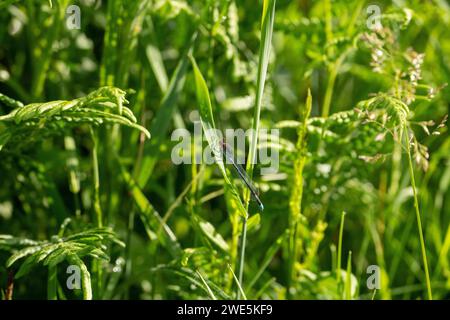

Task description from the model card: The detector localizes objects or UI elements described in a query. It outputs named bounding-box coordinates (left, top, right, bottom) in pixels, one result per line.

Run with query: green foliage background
left=0, top=0, right=448, bottom=300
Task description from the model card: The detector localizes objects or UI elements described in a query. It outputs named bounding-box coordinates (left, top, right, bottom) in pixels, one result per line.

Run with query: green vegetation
left=0, top=0, right=448, bottom=300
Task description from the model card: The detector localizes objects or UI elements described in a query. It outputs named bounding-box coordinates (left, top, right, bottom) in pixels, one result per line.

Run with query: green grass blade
left=196, top=270, right=217, bottom=300
left=239, top=0, right=276, bottom=300
left=47, top=265, right=57, bottom=300
left=245, top=0, right=276, bottom=184
left=337, top=211, right=346, bottom=284
left=247, top=230, right=289, bottom=291
left=190, top=55, right=247, bottom=219
left=228, top=264, right=247, bottom=300
left=121, top=162, right=182, bottom=257
left=136, top=34, right=196, bottom=187
left=404, top=126, right=433, bottom=300
left=344, top=251, right=352, bottom=300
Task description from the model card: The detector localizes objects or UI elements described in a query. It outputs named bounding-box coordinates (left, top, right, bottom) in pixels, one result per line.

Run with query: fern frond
left=0, top=87, right=150, bottom=151
left=0, top=226, right=124, bottom=280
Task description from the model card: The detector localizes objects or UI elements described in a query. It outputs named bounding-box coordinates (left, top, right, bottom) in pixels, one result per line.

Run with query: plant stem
left=30, top=0, right=69, bottom=99
left=404, top=126, right=433, bottom=300
left=90, top=128, right=103, bottom=228
left=47, top=265, right=57, bottom=300
left=322, top=51, right=352, bottom=118
left=322, top=1, right=363, bottom=118
left=238, top=0, right=276, bottom=299
left=322, top=65, right=337, bottom=118
left=90, top=127, right=103, bottom=299
left=337, top=211, right=346, bottom=284
left=344, top=251, right=352, bottom=300
left=324, top=0, right=333, bottom=56
left=287, top=89, right=311, bottom=298
left=371, top=289, right=377, bottom=300
left=237, top=217, right=248, bottom=300
left=245, top=0, right=276, bottom=182
left=229, top=204, right=240, bottom=291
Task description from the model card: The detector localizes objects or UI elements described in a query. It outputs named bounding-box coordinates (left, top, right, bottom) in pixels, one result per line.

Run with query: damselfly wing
left=220, top=140, right=264, bottom=211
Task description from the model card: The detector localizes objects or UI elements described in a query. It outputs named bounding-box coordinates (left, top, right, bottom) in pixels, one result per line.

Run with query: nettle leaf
left=0, top=86, right=150, bottom=151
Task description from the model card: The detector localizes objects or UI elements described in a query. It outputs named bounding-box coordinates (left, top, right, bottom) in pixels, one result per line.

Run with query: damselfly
left=219, top=140, right=264, bottom=211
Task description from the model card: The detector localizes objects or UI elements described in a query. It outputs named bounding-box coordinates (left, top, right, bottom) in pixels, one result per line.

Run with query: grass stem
left=337, top=211, right=346, bottom=284
left=404, top=126, right=433, bottom=300
left=237, top=217, right=248, bottom=300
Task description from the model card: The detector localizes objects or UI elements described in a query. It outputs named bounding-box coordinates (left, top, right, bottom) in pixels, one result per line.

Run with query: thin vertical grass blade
left=146, top=44, right=169, bottom=92
left=245, top=0, right=277, bottom=185
left=337, top=211, right=346, bottom=284
left=121, top=164, right=182, bottom=258
left=344, top=251, right=352, bottom=300
left=238, top=0, right=276, bottom=300
left=0, top=131, right=11, bottom=152
left=190, top=56, right=248, bottom=219
left=196, top=270, right=217, bottom=300
left=247, top=230, right=289, bottom=290
left=136, top=34, right=196, bottom=187
left=404, top=126, right=433, bottom=300
left=228, top=264, right=247, bottom=300
left=47, top=265, right=57, bottom=300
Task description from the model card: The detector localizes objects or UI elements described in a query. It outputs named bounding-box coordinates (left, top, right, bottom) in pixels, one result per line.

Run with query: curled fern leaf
left=0, top=87, right=150, bottom=151
left=0, top=93, right=24, bottom=109
left=0, top=227, right=123, bottom=280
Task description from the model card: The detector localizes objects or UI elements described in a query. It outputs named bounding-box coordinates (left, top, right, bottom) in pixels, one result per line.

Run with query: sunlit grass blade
left=245, top=0, right=276, bottom=184
left=404, top=126, right=433, bottom=300
left=196, top=270, right=217, bottom=300
left=120, top=162, right=183, bottom=258
left=247, top=230, right=289, bottom=291
left=136, top=34, right=197, bottom=187
left=337, top=211, right=346, bottom=285
left=190, top=55, right=248, bottom=219
left=153, top=265, right=231, bottom=299
left=239, top=0, right=276, bottom=299
left=227, top=264, right=247, bottom=300
left=344, top=251, right=352, bottom=300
